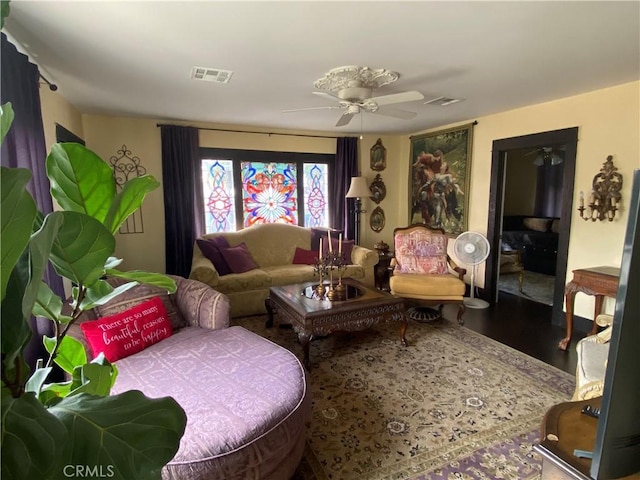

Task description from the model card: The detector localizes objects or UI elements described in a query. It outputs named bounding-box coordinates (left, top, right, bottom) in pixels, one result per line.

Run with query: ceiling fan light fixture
left=314, top=66, right=399, bottom=92
left=533, top=148, right=564, bottom=166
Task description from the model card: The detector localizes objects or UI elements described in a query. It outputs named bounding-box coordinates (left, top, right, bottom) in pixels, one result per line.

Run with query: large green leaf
left=1, top=102, right=15, bottom=145
left=33, top=281, right=72, bottom=324
left=106, top=270, right=177, bottom=293
left=1, top=167, right=36, bottom=301
left=79, top=279, right=138, bottom=311
left=43, top=335, right=87, bottom=375
left=50, top=391, right=187, bottom=480
left=25, top=212, right=64, bottom=320
left=48, top=211, right=115, bottom=286
left=46, top=143, right=116, bottom=223
left=25, top=366, right=53, bottom=396
left=1, top=391, right=67, bottom=480
left=68, top=363, right=114, bottom=397
left=104, top=175, right=159, bottom=234
left=1, top=253, right=32, bottom=377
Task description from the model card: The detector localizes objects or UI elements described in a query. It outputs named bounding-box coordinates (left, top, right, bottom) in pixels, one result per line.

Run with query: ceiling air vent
left=424, top=96, right=463, bottom=106
left=190, top=66, right=234, bottom=84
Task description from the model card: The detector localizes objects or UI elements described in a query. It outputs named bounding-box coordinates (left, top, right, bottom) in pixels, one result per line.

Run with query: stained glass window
left=303, top=163, right=328, bottom=227
left=201, top=149, right=331, bottom=233
left=241, top=162, right=298, bottom=227
left=202, top=159, right=236, bottom=233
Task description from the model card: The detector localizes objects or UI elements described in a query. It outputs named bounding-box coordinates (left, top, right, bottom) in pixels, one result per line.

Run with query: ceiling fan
left=525, top=146, right=565, bottom=166
left=283, top=66, right=424, bottom=127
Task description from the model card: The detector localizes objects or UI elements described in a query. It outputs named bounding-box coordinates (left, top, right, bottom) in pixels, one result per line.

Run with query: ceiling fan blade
left=367, top=90, right=424, bottom=106
left=312, top=91, right=341, bottom=102
left=282, top=106, right=341, bottom=113
left=335, top=111, right=354, bottom=127
left=372, top=107, right=417, bottom=120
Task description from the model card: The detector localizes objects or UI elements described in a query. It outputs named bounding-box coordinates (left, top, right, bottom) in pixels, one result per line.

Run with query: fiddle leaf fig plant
left=0, top=102, right=187, bottom=480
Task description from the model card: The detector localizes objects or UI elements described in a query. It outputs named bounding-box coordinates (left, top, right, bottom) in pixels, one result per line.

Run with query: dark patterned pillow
left=197, top=236, right=231, bottom=275
left=220, top=243, right=259, bottom=273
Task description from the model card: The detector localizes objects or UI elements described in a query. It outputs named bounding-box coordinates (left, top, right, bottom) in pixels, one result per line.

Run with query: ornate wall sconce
left=578, top=155, right=623, bottom=222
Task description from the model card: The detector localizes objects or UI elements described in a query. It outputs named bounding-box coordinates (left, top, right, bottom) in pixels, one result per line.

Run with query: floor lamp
left=345, top=176, right=370, bottom=245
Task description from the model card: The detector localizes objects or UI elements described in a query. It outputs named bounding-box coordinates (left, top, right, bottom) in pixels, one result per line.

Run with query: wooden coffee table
left=266, top=278, right=407, bottom=369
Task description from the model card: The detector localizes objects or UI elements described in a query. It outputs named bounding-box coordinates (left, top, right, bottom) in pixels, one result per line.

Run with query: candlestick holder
left=578, top=155, right=623, bottom=222
left=313, top=255, right=329, bottom=299
left=326, top=251, right=347, bottom=301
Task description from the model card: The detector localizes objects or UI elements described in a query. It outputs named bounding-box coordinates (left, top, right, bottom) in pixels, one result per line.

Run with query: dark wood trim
left=55, top=123, right=85, bottom=145
left=485, top=127, right=578, bottom=326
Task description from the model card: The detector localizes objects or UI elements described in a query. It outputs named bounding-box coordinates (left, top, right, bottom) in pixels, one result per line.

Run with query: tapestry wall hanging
left=409, top=123, right=474, bottom=236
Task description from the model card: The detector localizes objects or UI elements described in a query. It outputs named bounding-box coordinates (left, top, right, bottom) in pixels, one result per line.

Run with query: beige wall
left=39, top=81, right=639, bottom=320
left=392, top=81, right=639, bottom=318
left=358, top=134, right=403, bottom=250
left=39, top=87, right=83, bottom=152
left=503, top=151, right=537, bottom=215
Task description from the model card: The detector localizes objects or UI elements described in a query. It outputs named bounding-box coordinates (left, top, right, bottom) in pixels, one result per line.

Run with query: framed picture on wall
left=370, top=138, right=386, bottom=171
left=409, top=123, right=474, bottom=236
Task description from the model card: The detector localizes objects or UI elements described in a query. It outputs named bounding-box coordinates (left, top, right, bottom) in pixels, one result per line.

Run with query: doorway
left=484, top=127, right=578, bottom=326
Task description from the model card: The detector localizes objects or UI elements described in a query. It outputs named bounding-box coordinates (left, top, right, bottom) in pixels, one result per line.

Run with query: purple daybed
left=70, top=276, right=311, bottom=480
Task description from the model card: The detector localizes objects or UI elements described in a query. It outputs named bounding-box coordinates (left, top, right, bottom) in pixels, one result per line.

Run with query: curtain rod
left=156, top=124, right=340, bottom=139
left=39, top=73, right=58, bottom=91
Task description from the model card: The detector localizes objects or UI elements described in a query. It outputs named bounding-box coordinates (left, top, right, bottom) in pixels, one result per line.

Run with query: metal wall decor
left=370, top=138, right=387, bottom=171
left=369, top=174, right=386, bottom=204
left=109, top=144, right=147, bottom=234
left=578, top=155, right=623, bottom=222
left=370, top=206, right=386, bottom=232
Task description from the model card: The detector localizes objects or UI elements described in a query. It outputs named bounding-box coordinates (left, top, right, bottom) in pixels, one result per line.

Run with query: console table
left=559, top=266, right=620, bottom=351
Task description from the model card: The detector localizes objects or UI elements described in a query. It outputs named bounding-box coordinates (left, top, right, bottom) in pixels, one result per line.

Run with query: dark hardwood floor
left=442, top=291, right=588, bottom=375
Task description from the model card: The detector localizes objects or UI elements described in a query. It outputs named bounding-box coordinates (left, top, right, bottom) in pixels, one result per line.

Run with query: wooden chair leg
left=457, top=303, right=466, bottom=325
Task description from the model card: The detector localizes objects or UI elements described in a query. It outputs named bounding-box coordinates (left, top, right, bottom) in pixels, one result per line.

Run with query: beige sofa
left=189, top=223, right=379, bottom=317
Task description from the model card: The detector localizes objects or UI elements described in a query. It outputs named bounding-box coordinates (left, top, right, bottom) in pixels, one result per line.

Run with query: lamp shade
left=345, top=176, right=370, bottom=198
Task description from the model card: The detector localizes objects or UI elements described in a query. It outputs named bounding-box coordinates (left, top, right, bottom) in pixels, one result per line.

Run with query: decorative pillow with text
left=80, top=297, right=173, bottom=362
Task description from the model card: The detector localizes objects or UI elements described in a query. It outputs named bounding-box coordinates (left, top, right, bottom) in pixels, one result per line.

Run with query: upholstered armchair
left=389, top=224, right=467, bottom=324
left=572, top=313, right=613, bottom=401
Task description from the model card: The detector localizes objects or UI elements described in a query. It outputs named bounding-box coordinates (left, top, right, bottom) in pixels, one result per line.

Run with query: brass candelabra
left=313, top=251, right=347, bottom=301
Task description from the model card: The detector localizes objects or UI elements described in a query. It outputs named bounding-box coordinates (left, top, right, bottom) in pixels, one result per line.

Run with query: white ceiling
left=4, top=1, right=640, bottom=135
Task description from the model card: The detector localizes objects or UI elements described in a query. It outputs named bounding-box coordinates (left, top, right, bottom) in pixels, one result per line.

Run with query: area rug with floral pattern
left=234, top=315, right=575, bottom=480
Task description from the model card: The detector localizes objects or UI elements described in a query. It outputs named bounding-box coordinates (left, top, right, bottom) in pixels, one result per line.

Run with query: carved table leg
left=298, top=332, right=313, bottom=370
left=592, top=295, right=604, bottom=335
left=400, top=317, right=408, bottom=347
left=265, top=298, right=274, bottom=328
left=559, top=288, right=576, bottom=350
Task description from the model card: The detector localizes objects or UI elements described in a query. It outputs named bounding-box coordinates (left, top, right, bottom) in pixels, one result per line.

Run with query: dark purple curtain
left=534, top=159, right=564, bottom=218
left=330, top=137, right=358, bottom=240
left=160, top=125, right=203, bottom=278
left=1, top=33, right=65, bottom=368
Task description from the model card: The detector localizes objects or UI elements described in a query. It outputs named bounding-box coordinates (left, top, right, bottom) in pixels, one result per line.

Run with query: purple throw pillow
left=293, top=247, right=317, bottom=265
left=220, top=242, right=258, bottom=274
left=311, top=227, right=343, bottom=251
left=323, top=238, right=354, bottom=263
left=196, top=237, right=231, bottom=276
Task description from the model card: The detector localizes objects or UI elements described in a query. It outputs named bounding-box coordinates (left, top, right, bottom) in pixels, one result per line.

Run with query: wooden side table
left=559, top=266, right=620, bottom=350
left=374, top=250, right=393, bottom=291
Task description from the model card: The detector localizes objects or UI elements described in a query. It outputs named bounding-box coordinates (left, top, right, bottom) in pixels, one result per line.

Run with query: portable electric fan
left=454, top=231, right=491, bottom=309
